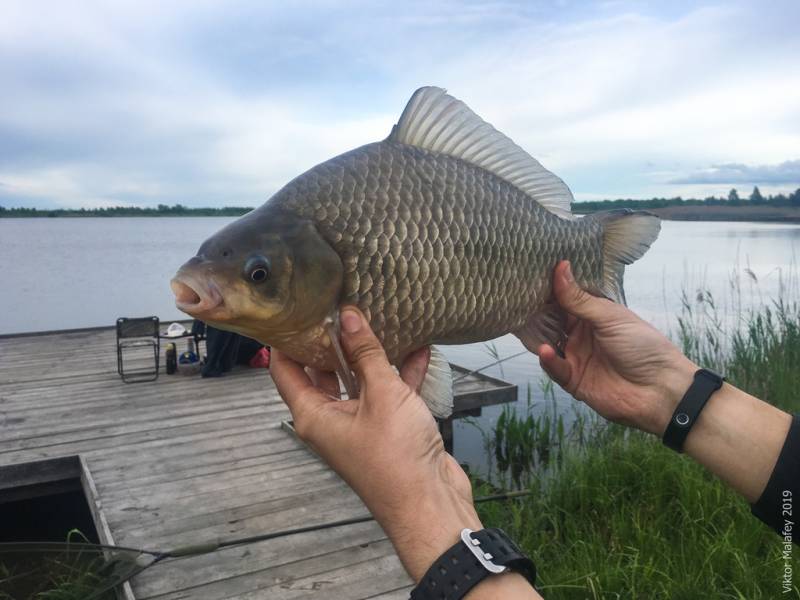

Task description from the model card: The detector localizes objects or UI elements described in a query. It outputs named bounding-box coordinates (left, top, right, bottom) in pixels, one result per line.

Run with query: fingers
left=339, top=306, right=397, bottom=394
left=400, top=346, right=430, bottom=394
left=308, top=368, right=341, bottom=400
left=552, top=261, right=615, bottom=323
left=270, top=349, right=326, bottom=419
left=538, top=343, right=573, bottom=392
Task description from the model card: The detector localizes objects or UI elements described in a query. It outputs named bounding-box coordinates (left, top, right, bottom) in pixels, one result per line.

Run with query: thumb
left=339, top=307, right=396, bottom=390
left=552, top=260, right=611, bottom=323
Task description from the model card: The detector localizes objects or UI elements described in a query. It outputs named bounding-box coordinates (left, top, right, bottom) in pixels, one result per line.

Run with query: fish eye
left=250, top=267, right=268, bottom=282
left=244, top=256, right=270, bottom=284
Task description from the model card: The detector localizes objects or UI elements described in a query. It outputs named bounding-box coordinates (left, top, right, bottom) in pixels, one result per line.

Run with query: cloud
left=670, top=160, right=800, bottom=185
left=0, top=0, right=798, bottom=207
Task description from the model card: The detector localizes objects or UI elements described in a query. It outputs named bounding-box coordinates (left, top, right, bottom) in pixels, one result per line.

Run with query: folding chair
left=116, top=316, right=160, bottom=383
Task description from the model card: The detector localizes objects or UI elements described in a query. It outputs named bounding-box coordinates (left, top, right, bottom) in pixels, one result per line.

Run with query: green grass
left=475, top=292, right=800, bottom=598
left=0, top=531, right=118, bottom=600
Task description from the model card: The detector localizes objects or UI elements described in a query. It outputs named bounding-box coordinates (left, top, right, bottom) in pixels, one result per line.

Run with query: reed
left=476, top=278, right=800, bottom=598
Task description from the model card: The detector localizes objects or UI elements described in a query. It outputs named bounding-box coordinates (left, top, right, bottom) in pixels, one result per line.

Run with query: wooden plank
left=451, top=365, right=518, bottom=412
left=0, top=415, right=289, bottom=467
left=180, top=545, right=405, bottom=600
left=362, top=585, right=415, bottom=599
left=0, top=405, right=272, bottom=451
left=222, top=553, right=409, bottom=600
left=79, top=457, right=137, bottom=600
left=103, top=463, right=338, bottom=513
left=136, top=523, right=393, bottom=599
left=97, top=451, right=321, bottom=495
left=0, top=325, right=516, bottom=600
left=123, top=485, right=368, bottom=547
left=105, top=474, right=348, bottom=529
left=0, top=455, right=81, bottom=493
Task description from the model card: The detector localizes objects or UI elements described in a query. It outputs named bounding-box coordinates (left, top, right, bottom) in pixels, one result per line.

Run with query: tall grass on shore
left=475, top=288, right=800, bottom=599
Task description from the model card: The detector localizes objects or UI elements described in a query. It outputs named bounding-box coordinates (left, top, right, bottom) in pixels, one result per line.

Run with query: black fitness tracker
left=662, top=368, right=724, bottom=453
left=410, top=527, right=536, bottom=600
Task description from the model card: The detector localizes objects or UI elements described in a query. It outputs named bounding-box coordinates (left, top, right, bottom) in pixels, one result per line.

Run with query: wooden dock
left=0, top=326, right=516, bottom=599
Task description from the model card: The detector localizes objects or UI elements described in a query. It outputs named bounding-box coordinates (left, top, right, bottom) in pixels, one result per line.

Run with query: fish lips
left=170, top=272, right=225, bottom=320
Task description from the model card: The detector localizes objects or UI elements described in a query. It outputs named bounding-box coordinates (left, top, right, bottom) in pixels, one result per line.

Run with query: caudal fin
left=589, top=209, right=661, bottom=305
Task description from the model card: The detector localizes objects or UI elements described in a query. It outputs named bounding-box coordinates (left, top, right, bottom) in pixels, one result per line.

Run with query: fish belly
left=274, top=141, right=604, bottom=364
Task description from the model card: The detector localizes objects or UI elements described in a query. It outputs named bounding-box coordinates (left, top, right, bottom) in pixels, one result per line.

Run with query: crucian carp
left=171, top=86, right=660, bottom=417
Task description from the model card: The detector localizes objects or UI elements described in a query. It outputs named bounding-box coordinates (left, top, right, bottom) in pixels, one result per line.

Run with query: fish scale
left=172, top=86, right=660, bottom=417
left=272, top=140, right=602, bottom=363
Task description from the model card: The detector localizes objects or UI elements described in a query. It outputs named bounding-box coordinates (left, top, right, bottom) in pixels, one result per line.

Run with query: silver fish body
left=172, top=87, right=660, bottom=416
left=267, top=139, right=603, bottom=362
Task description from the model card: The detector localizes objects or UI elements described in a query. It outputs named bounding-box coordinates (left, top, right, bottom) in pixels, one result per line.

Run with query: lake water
left=2, top=217, right=798, bottom=469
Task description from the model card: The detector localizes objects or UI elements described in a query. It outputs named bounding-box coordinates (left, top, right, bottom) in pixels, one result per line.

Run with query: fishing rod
left=160, top=489, right=533, bottom=556
left=0, top=489, right=533, bottom=599
left=453, top=350, right=529, bottom=383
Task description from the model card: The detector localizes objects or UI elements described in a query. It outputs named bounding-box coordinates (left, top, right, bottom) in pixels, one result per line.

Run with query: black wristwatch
left=662, top=368, right=724, bottom=453
left=410, top=527, right=536, bottom=600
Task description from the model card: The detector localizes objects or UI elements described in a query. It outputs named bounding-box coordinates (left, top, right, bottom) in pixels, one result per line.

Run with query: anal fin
left=513, top=302, right=568, bottom=357
left=420, top=346, right=454, bottom=419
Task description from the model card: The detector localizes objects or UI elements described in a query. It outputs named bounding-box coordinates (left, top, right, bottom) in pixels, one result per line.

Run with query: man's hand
left=537, top=261, right=699, bottom=435
left=539, top=260, right=792, bottom=503
left=270, top=306, right=480, bottom=581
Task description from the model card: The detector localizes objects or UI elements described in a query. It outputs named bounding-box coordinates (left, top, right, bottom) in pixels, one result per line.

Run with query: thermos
left=166, top=343, right=177, bottom=375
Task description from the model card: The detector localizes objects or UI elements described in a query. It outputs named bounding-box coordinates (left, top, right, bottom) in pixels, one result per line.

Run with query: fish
left=171, top=86, right=660, bottom=418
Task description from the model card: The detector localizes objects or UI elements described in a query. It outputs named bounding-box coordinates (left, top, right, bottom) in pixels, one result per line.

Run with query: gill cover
left=191, top=206, right=344, bottom=343
left=274, top=212, right=344, bottom=332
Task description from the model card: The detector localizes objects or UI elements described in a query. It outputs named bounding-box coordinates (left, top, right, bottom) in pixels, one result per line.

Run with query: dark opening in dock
left=0, top=456, right=101, bottom=543
left=1, top=489, right=100, bottom=543
left=0, top=457, right=120, bottom=600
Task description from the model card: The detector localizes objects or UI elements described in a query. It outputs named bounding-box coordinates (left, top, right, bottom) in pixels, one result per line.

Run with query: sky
left=0, top=0, right=798, bottom=209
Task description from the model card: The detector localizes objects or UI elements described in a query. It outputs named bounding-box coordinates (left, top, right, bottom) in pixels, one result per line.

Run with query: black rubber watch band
left=662, top=368, right=724, bottom=453
left=410, top=527, right=536, bottom=600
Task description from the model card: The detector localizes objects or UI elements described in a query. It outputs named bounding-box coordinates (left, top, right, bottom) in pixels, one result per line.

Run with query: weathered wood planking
left=0, top=325, right=516, bottom=599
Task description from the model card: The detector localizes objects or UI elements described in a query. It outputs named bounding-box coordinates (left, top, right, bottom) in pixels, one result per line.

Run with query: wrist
left=382, top=483, right=482, bottom=582
left=643, top=356, right=699, bottom=436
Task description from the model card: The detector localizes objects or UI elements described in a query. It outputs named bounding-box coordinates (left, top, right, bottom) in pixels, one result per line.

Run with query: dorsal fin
left=388, top=86, right=574, bottom=219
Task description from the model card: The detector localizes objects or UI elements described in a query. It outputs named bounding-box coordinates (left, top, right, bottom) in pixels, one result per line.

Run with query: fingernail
left=340, top=309, right=361, bottom=334
left=564, top=262, right=574, bottom=284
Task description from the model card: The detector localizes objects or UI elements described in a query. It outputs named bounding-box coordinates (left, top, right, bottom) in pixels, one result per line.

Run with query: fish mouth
left=170, top=274, right=224, bottom=318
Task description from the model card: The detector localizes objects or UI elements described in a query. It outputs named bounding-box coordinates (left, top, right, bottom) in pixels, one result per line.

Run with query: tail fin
left=589, top=209, right=660, bottom=305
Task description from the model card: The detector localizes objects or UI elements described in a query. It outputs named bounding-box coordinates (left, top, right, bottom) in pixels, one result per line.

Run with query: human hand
left=270, top=306, right=481, bottom=581
left=538, top=261, right=699, bottom=435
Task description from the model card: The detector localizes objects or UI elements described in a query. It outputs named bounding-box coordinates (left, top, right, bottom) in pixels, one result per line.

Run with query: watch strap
left=410, top=527, right=536, bottom=600
left=662, top=368, right=724, bottom=453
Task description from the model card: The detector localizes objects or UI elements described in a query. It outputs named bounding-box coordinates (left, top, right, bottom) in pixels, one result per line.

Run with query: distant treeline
left=0, top=204, right=254, bottom=217
left=573, top=186, right=800, bottom=212
left=1, top=186, right=799, bottom=217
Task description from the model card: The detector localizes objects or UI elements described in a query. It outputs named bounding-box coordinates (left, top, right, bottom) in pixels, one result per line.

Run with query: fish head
left=170, top=208, right=343, bottom=344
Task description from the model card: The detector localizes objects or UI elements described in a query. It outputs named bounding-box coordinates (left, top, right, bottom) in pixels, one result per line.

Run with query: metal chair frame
left=116, top=316, right=160, bottom=383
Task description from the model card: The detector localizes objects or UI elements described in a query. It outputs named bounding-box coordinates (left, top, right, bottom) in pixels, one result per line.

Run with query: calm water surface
left=2, top=218, right=798, bottom=468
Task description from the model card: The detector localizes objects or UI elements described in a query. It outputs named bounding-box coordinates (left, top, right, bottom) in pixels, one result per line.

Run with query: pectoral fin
left=420, top=346, right=454, bottom=419
left=514, top=302, right=568, bottom=357
left=324, top=319, right=360, bottom=399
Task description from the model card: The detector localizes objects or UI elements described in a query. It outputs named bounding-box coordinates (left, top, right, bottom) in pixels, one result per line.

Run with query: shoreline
left=576, top=205, right=800, bottom=223
left=3, top=205, right=800, bottom=223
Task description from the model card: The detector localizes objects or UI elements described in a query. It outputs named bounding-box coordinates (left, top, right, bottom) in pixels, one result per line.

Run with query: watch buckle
left=460, top=528, right=508, bottom=574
